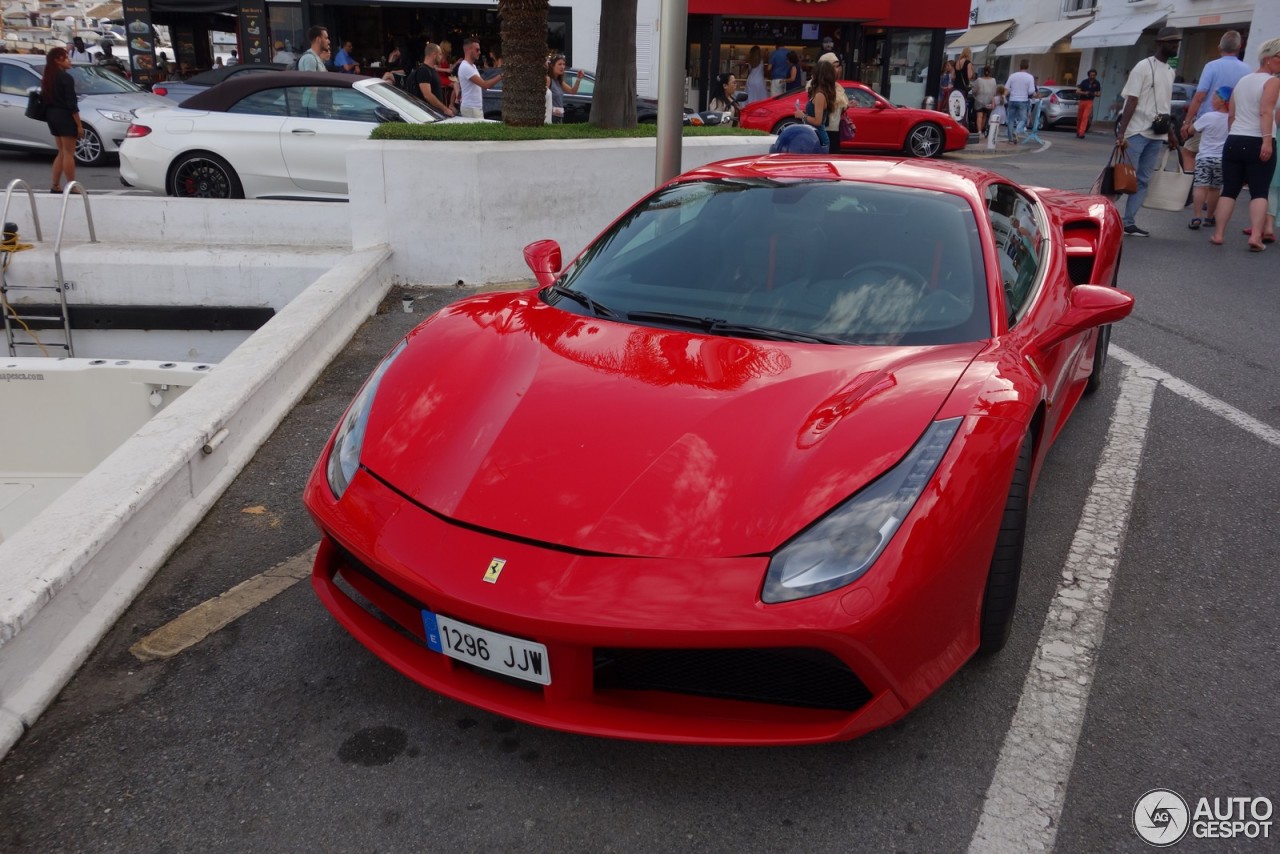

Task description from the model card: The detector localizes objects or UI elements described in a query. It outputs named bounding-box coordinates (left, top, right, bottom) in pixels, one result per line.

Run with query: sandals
left=1188, top=218, right=1202, bottom=230
left=49, top=185, right=62, bottom=194
left=1204, top=217, right=1217, bottom=227
left=1242, top=227, right=1276, bottom=243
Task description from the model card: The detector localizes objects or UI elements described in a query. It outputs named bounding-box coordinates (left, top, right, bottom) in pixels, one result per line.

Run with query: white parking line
left=1112, top=346, right=1280, bottom=448
left=969, top=366, right=1157, bottom=853
left=970, top=346, right=1280, bottom=852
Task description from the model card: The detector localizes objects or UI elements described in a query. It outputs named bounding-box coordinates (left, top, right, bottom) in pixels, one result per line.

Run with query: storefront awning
left=1166, top=6, right=1252, bottom=29
left=948, top=20, right=1015, bottom=53
left=995, top=18, right=1092, bottom=56
left=1071, top=11, right=1166, bottom=50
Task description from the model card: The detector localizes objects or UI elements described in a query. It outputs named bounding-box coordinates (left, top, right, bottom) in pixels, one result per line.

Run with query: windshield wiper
left=626, top=311, right=845, bottom=345
left=545, top=285, right=619, bottom=318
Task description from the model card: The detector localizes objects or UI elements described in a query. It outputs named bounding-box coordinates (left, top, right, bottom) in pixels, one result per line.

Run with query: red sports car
left=739, top=80, right=970, bottom=158
left=304, top=156, right=1131, bottom=745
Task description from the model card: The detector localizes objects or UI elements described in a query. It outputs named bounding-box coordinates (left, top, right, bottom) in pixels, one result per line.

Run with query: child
left=991, top=85, right=1010, bottom=142
left=1186, top=85, right=1231, bottom=230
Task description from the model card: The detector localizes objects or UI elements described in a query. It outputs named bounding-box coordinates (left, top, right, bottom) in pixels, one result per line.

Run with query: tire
left=1084, top=323, right=1111, bottom=394
left=168, top=152, right=244, bottom=199
left=770, top=117, right=800, bottom=135
left=1037, top=112, right=1047, bottom=132
left=978, top=432, right=1033, bottom=655
left=74, top=125, right=106, bottom=166
left=905, top=122, right=944, bottom=158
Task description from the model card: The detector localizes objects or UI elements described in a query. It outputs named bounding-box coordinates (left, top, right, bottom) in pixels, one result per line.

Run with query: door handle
left=291, top=128, right=317, bottom=135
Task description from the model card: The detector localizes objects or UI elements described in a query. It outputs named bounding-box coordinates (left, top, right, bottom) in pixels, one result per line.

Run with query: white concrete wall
left=346, top=135, right=773, bottom=285
left=0, top=245, right=394, bottom=759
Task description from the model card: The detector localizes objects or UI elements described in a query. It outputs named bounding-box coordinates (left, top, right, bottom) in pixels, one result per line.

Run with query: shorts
left=460, top=106, right=484, bottom=119
left=1183, top=133, right=1201, bottom=154
left=1193, top=157, right=1222, bottom=189
left=45, top=106, right=78, bottom=139
left=1221, top=135, right=1279, bottom=200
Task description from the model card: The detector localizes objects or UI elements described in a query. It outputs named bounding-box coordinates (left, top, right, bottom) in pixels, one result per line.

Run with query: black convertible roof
left=181, top=62, right=286, bottom=88
left=180, top=71, right=370, bottom=112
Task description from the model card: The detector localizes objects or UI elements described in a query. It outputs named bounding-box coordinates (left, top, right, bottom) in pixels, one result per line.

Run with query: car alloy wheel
left=74, top=126, right=105, bottom=166
left=771, top=117, right=800, bottom=135
left=169, top=153, right=243, bottom=199
left=906, top=123, right=943, bottom=158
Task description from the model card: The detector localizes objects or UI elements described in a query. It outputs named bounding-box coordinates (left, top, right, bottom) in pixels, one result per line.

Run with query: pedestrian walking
left=1004, top=60, right=1037, bottom=142
left=1209, top=38, right=1280, bottom=251
left=457, top=38, right=501, bottom=119
left=971, top=66, right=996, bottom=137
left=1185, top=86, right=1231, bottom=230
left=991, top=85, right=1010, bottom=142
left=1076, top=69, right=1101, bottom=138
left=767, top=37, right=790, bottom=97
left=745, top=46, right=767, bottom=104
left=296, top=26, right=329, bottom=72
left=1114, top=27, right=1182, bottom=237
left=794, top=59, right=836, bottom=153
left=40, top=47, right=82, bottom=194
left=1180, top=31, right=1250, bottom=171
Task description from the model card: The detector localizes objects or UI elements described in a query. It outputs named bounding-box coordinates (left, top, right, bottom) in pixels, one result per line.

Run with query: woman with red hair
left=40, top=47, right=82, bottom=193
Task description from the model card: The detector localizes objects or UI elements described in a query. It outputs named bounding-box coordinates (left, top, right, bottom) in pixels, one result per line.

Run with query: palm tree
left=590, top=0, right=638, bottom=127
left=499, top=0, right=550, bottom=126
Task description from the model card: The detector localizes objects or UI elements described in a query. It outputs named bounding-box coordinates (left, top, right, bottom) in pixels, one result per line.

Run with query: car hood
left=360, top=292, right=983, bottom=558
left=82, top=91, right=175, bottom=111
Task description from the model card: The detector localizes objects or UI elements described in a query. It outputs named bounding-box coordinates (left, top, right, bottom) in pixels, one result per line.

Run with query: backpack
left=285, top=56, right=299, bottom=71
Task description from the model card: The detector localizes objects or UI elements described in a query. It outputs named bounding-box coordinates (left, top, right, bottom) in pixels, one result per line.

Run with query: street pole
left=655, top=0, right=689, bottom=187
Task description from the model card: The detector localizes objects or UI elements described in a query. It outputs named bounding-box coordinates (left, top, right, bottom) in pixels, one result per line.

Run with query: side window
left=565, top=72, right=593, bottom=96
left=1, top=65, right=40, bottom=96
left=227, top=87, right=289, bottom=116
left=289, top=86, right=381, bottom=122
left=985, top=183, right=1045, bottom=326
left=848, top=88, right=877, bottom=109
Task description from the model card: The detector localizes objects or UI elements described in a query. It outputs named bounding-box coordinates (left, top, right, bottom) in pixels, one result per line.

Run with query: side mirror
left=374, top=106, right=402, bottom=123
left=734, top=90, right=748, bottom=104
left=523, top=239, right=562, bottom=288
left=1034, top=284, right=1134, bottom=351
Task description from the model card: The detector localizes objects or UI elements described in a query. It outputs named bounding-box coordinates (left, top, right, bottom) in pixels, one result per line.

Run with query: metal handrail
left=48, top=183, right=97, bottom=356
left=1, top=179, right=44, bottom=243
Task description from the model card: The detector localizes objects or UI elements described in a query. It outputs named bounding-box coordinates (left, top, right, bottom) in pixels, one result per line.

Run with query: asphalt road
left=0, top=149, right=153, bottom=196
left=1, top=133, right=1277, bottom=853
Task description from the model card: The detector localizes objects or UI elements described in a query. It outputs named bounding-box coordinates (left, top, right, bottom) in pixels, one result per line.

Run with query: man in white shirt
left=68, top=37, right=92, bottom=63
left=1004, top=60, right=1037, bottom=142
left=457, top=37, right=501, bottom=119
left=1114, top=27, right=1181, bottom=237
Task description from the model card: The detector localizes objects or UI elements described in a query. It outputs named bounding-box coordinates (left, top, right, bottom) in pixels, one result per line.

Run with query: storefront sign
left=238, top=0, right=268, bottom=65
left=172, top=25, right=197, bottom=75
left=121, top=0, right=156, bottom=88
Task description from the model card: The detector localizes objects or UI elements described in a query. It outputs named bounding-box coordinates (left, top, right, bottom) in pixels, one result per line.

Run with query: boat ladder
left=1, top=180, right=98, bottom=357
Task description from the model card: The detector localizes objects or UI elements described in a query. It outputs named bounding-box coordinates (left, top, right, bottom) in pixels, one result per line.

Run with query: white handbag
left=1142, top=148, right=1194, bottom=211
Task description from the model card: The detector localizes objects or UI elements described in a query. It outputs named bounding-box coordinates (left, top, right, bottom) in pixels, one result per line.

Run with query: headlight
left=762, top=418, right=961, bottom=604
left=96, top=109, right=134, bottom=122
left=325, top=339, right=407, bottom=499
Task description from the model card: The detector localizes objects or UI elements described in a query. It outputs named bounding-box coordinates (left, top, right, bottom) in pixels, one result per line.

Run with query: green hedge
left=370, top=122, right=768, bottom=142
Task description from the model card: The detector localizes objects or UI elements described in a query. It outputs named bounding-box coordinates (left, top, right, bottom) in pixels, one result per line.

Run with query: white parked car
left=120, top=72, right=479, bottom=200
left=0, top=54, right=173, bottom=165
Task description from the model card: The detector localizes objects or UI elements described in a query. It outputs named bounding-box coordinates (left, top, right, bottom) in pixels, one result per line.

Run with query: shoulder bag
left=25, top=89, right=47, bottom=122
left=1092, top=144, right=1137, bottom=196
left=1143, top=148, right=1193, bottom=211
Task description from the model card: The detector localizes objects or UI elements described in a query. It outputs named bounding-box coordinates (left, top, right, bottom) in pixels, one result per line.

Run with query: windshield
left=363, top=80, right=446, bottom=123
left=69, top=65, right=143, bottom=95
left=551, top=178, right=990, bottom=346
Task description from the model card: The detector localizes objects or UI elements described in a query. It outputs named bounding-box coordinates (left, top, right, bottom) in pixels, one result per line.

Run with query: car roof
left=180, top=70, right=369, bottom=111
left=677, top=156, right=994, bottom=207
left=182, top=62, right=286, bottom=87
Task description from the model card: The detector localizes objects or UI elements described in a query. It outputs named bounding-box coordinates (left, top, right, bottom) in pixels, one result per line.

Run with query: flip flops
left=1248, top=243, right=1266, bottom=252
left=1188, top=218, right=1202, bottom=230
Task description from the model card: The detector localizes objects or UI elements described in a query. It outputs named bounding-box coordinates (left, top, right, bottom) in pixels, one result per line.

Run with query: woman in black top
left=41, top=47, right=82, bottom=193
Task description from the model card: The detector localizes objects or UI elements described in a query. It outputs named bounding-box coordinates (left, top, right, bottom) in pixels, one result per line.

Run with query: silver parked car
left=0, top=54, right=174, bottom=165
left=1035, top=86, right=1080, bottom=130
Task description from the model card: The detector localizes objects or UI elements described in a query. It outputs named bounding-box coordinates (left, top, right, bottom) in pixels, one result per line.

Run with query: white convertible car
left=120, top=71, right=475, bottom=200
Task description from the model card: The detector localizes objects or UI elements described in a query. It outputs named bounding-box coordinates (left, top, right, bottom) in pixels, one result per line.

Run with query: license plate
left=422, top=610, right=551, bottom=686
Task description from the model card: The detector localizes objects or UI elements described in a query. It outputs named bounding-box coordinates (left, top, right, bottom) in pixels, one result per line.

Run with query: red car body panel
left=739, top=80, right=969, bottom=155
left=303, top=156, right=1129, bottom=745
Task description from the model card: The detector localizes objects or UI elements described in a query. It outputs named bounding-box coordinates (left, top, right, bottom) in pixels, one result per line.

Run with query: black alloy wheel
left=168, top=152, right=244, bottom=199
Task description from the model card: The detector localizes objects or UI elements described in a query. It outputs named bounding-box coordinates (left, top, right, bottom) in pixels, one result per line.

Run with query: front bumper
left=303, top=418, right=1012, bottom=744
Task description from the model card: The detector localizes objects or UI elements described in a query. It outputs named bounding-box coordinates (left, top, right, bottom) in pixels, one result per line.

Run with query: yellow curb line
left=129, top=543, right=319, bottom=662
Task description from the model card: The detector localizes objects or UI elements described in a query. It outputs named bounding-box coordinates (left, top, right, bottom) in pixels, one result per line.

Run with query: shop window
left=887, top=29, right=933, bottom=109
left=269, top=6, right=304, bottom=58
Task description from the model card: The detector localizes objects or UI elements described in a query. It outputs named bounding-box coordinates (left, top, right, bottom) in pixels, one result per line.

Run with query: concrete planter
left=346, top=135, right=774, bottom=285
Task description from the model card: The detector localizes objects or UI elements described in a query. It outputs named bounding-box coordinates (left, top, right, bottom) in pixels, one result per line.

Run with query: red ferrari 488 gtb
left=304, top=155, right=1132, bottom=745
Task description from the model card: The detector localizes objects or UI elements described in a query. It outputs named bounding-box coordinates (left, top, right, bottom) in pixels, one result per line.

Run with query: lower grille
left=593, top=647, right=872, bottom=712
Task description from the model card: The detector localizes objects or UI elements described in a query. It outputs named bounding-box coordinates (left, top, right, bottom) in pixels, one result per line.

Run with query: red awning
left=689, top=0, right=969, bottom=30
